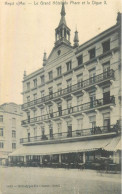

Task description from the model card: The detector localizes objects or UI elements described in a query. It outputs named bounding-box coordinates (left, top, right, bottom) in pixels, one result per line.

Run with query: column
left=24, top=156, right=26, bottom=164
left=59, top=154, right=62, bottom=164
left=40, top=156, right=43, bottom=165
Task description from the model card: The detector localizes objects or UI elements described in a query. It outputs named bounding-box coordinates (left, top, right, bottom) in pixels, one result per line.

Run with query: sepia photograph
left=0, top=0, right=121, bottom=193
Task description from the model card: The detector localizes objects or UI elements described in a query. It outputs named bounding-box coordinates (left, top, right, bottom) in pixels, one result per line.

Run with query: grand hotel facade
left=10, top=4, right=121, bottom=168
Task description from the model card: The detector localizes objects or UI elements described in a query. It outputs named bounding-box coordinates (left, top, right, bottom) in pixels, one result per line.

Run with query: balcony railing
left=20, top=125, right=117, bottom=144
left=22, top=70, right=114, bottom=110
left=21, top=96, right=115, bottom=126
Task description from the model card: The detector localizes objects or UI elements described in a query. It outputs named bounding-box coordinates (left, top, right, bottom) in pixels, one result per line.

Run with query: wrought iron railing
left=20, top=125, right=117, bottom=144
left=21, top=96, right=115, bottom=126
left=22, top=70, right=114, bottom=110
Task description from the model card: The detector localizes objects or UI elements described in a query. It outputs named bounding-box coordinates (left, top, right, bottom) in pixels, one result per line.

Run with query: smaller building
left=0, top=103, right=23, bottom=165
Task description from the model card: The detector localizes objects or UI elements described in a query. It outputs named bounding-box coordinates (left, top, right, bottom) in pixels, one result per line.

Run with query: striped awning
left=115, top=139, right=121, bottom=151
left=103, top=136, right=121, bottom=151
left=9, top=138, right=113, bottom=157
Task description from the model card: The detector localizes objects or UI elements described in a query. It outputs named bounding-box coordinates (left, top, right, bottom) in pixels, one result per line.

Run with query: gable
left=47, top=44, right=73, bottom=65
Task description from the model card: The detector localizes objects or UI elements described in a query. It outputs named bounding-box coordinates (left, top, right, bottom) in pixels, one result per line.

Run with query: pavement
left=0, top=167, right=121, bottom=194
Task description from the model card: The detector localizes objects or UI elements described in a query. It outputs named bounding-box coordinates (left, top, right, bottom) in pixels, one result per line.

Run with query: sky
left=0, top=0, right=121, bottom=105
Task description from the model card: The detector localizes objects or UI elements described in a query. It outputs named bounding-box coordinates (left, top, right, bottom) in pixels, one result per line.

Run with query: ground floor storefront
left=9, top=136, right=121, bottom=171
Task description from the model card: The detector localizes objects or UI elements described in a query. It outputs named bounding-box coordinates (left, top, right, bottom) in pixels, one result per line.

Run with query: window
left=33, top=93, right=37, bottom=100
left=0, top=142, right=4, bottom=148
left=0, top=116, right=3, bottom=122
left=67, top=100, right=72, bottom=109
left=0, top=128, right=3, bottom=136
left=102, top=40, right=110, bottom=53
left=103, top=86, right=110, bottom=104
left=77, top=96, right=83, bottom=105
left=57, top=83, right=62, bottom=94
left=89, top=91, right=96, bottom=108
left=27, top=96, right=30, bottom=102
left=67, top=79, right=72, bottom=91
left=34, top=128, right=37, bottom=137
left=12, top=118, right=16, bottom=128
left=41, top=90, right=45, bottom=98
left=48, top=71, right=53, bottom=80
left=57, top=66, right=62, bottom=76
left=103, top=112, right=110, bottom=131
left=57, top=123, right=62, bottom=134
left=49, top=106, right=53, bottom=113
left=12, top=130, right=16, bottom=138
left=40, top=108, right=44, bottom=116
left=27, top=82, right=30, bottom=90
left=33, top=110, right=37, bottom=118
left=77, top=119, right=83, bottom=130
left=49, top=87, right=53, bottom=95
left=89, top=116, right=96, bottom=129
left=41, top=126, right=45, bottom=136
left=77, top=74, right=83, bottom=87
left=89, top=68, right=96, bottom=83
left=27, top=112, right=30, bottom=123
left=103, top=61, right=110, bottom=72
left=66, top=61, right=72, bottom=71
left=33, top=79, right=37, bottom=88
left=77, top=55, right=83, bottom=66
left=40, top=75, right=45, bottom=85
left=89, top=48, right=95, bottom=59
left=12, top=143, right=16, bottom=149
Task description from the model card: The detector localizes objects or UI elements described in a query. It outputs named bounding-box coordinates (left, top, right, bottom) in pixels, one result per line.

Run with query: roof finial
left=43, top=51, right=47, bottom=66
left=74, top=29, right=79, bottom=48
left=59, top=2, right=66, bottom=26
left=23, top=70, right=26, bottom=78
left=61, top=1, right=66, bottom=16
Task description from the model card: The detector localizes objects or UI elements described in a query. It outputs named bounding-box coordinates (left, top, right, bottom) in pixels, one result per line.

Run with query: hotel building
left=10, top=4, right=121, bottom=168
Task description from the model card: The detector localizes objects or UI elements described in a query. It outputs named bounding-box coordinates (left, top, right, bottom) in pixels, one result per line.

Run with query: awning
left=115, top=139, right=121, bottom=151
left=9, top=138, right=112, bottom=157
left=103, top=136, right=121, bottom=151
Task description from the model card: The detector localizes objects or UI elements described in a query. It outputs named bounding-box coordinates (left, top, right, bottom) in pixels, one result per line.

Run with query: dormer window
left=66, top=61, right=72, bottom=71
left=88, top=48, right=96, bottom=59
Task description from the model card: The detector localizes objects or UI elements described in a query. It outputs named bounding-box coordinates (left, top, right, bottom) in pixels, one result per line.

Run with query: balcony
left=20, top=125, right=118, bottom=145
left=21, top=96, right=115, bottom=126
left=21, top=70, right=114, bottom=110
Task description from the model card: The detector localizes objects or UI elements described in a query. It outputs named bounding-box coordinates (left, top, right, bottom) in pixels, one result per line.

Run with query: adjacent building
left=0, top=103, right=23, bottom=165
left=10, top=4, right=121, bottom=168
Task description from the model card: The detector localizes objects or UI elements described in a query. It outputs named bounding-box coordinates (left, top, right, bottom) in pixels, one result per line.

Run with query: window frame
left=88, top=48, right=96, bottom=60
left=77, top=55, right=83, bottom=66
left=102, top=39, right=110, bottom=53
left=57, top=66, right=62, bottom=76
left=48, top=71, right=53, bottom=80
left=66, top=61, right=72, bottom=71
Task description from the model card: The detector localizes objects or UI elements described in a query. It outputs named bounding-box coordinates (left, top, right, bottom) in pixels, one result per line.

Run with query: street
left=0, top=167, right=121, bottom=194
